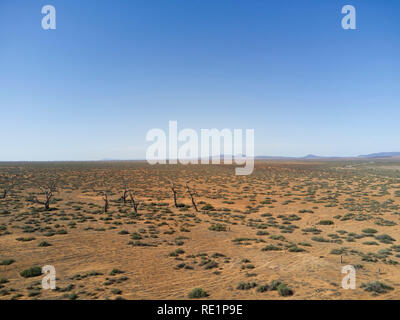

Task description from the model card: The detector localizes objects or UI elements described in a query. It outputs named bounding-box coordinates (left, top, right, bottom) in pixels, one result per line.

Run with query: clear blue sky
left=1, top=0, right=399, bottom=160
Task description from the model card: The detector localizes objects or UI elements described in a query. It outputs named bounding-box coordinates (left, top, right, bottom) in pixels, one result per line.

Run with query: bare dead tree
left=29, top=182, right=57, bottom=210
left=103, top=192, right=109, bottom=213
left=121, top=184, right=128, bottom=205
left=129, top=192, right=141, bottom=214
left=0, top=189, right=7, bottom=200
left=169, top=181, right=179, bottom=208
left=0, top=176, right=15, bottom=200
left=185, top=184, right=199, bottom=212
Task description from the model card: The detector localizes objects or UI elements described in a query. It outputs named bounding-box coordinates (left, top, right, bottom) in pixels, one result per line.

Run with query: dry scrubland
left=2, top=160, right=400, bottom=299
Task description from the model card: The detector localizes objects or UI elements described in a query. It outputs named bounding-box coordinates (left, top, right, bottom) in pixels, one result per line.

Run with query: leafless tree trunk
left=0, top=176, right=17, bottom=200
left=129, top=192, right=141, bottom=213
left=121, top=185, right=128, bottom=205
left=185, top=184, right=199, bottom=212
left=103, top=193, right=109, bottom=213
left=0, top=189, right=7, bottom=199
left=29, top=182, right=56, bottom=210
left=169, top=181, right=178, bottom=208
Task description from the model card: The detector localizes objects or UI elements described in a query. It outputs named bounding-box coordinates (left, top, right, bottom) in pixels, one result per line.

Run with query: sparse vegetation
left=360, top=281, right=394, bottom=294
left=2, top=160, right=400, bottom=300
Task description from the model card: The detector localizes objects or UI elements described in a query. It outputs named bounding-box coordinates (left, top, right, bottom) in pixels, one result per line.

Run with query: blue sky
left=0, top=0, right=399, bottom=160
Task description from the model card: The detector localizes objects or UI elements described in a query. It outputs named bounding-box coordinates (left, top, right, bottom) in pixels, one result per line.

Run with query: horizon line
left=1, top=151, right=400, bottom=163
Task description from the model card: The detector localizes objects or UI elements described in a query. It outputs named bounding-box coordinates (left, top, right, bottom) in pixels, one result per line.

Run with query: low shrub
left=188, top=288, right=208, bottom=298
left=20, top=267, right=42, bottom=278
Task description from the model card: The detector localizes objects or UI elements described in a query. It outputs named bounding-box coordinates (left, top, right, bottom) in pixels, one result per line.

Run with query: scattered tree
left=185, top=184, right=199, bottom=212
left=103, top=192, right=109, bottom=213
left=121, top=184, right=128, bottom=205
left=0, top=189, right=7, bottom=200
left=0, top=175, right=16, bottom=200
left=129, top=192, right=141, bottom=214
left=169, top=181, right=179, bottom=208
left=29, top=182, right=56, bottom=210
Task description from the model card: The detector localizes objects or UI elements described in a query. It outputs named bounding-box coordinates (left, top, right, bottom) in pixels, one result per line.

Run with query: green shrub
left=208, top=224, right=226, bottom=232
left=0, top=289, right=10, bottom=296
left=375, top=234, right=395, bottom=244
left=288, top=246, right=305, bottom=252
left=319, top=220, right=334, bottom=225
left=111, top=289, right=122, bottom=294
left=188, top=288, right=208, bottom=298
left=277, top=283, right=293, bottom=296
left=169, top=248, right=185, bottom=256
left=68, top=292, right=78, bottom=300
left=270, top=235, right=286, bottom=241
left=110, top=268, right=124, bottom=276
left=256, top=284, right=269, bottom=292
left=330, top=248, right=345, bottom=255
left=362, top=228, right=377, bottom=234
left=363, top=241, right=378, bottom=245
left=16, top=237, right=35, bottom=242
left=201, top=204, right=214, bottom=211
left=269, top=280, right=283, bottom=290
left=0, top=259, right=15, bottom=266
left=131, top=232, right=142, bottom=240
left=311, top=236, right=330, bottom=243
left=20, top=267, right=42, bottom=278
left=237, top=282, right=257, bottom=290
left=262, top=245, right=280, bottom=251
left=204, top=260, right=218, bottom=270
left=39, top=241, right=52, bottom=247
left=360, top=281, right=394, bottom=294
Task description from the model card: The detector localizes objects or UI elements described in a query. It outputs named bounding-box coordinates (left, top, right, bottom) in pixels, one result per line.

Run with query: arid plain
left=2, top=160, right=400, bottom=300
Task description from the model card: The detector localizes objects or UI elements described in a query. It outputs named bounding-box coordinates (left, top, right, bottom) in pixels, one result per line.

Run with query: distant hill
left=255, top=156, right=295, bottom=160
left=358, top=152, right=400, bottom=158
left=255, top=152, right=400, bottom=160
left=255, top=154, right=336, bottom=160
left=301, top=154, right=337, bottom=159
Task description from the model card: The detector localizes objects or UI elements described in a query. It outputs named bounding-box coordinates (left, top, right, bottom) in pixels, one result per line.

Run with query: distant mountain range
left=255, top=152, right=400, bottom=160
left=358, top=152, right=400, bottom=158
left=96, top=152, right=400, bottom=162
